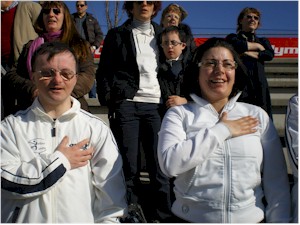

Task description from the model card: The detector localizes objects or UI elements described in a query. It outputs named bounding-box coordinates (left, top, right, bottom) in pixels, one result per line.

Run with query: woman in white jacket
left=157, top=38, right=291, bottom=223
left=1, top=42, right=127, bottom=223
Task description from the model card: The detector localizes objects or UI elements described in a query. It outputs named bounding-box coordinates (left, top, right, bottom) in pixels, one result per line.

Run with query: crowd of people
left=1, top=1, right=296, bottom=223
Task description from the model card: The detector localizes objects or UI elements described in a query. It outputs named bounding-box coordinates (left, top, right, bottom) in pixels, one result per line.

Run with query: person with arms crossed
left=1, top=42, right=127, bottom=223
left=226, top=7, right=274, bottom=119
left=157, top=38, right=291, bottom=223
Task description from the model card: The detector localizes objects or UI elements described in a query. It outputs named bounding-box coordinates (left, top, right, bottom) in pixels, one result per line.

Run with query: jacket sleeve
left=226, top=33, right=248, bottom=54
left=260, top=114, right=291, bottom=222
left=285, top=94, right=298, bottom=176
left=5, top=41, right=36, bottom=100
left=96, top=29, right=118, bottom=106
left=91, top=17, right=104, bottom=48
left=71, top=55, right=95, bottom=99
left=1, top=118, right=71, bottom=199
left=157, top=106, right=231, bottom=177
left=91, top=124, right=127, bottom=222
left=257, top=37, right=275, bottom=61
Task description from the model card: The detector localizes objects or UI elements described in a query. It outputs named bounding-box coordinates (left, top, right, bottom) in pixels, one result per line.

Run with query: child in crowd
left=158, top=26, right=190, bottom=116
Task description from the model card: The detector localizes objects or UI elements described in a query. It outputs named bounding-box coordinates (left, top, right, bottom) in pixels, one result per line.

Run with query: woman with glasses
left=226, top=7, right=274, bottom=119
left=4, top=1, right=95, bottom=114
left=96, top=1, right=174, bottom=222
left=157, top=38, right=291, bottom=223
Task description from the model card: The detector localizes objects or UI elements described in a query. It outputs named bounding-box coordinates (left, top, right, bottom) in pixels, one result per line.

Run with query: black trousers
left=110, top=101, right=173, bottom=221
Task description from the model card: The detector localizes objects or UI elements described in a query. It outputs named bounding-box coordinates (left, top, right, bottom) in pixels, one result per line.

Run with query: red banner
left=94, top=37, right=298, bottom=59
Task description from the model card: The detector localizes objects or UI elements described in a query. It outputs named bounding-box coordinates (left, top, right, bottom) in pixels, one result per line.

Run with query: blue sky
left=65, top=1, right=298, bottom=38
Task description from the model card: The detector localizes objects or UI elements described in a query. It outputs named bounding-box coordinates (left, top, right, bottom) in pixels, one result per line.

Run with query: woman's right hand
left=220, top=112, right=259, bottom=138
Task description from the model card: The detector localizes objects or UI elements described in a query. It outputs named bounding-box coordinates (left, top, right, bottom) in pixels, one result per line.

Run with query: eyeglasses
left=161, top=40, right=182, bottom=47
left=34, top=68, right=76, bottom=81
left=76, top=4, right=85, bottom=7
left=134, top=1, right=154, bottom=5
left=198, top=59, right=237, bottom=71
left=245, top=15, right=259, bottom=21
left=165, top=13, right=180, bottom=20
left=42, top=8, right=61, bottom=15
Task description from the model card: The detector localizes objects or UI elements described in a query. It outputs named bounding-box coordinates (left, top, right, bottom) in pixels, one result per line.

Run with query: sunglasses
left=134, top=1, right=154, bottom=5
left=76, top=4, right=85, bottom=7
left=245, top=15, right=259, bottom=21
left=42, top=8, right=61, bottom=15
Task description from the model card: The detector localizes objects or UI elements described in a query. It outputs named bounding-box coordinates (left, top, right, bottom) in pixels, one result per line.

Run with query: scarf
left=27, top=30, right=62, bottom=80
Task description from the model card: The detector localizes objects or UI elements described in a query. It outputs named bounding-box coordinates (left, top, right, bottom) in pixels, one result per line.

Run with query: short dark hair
left=184, top=38, right=248, bottom=100
left=31, top=42, right=79, bottom=73
left=76, top=1, right=87, bottom=6
left=161, top=26, right=187, bottom=43
left=123, top=1, right=162, bottom=19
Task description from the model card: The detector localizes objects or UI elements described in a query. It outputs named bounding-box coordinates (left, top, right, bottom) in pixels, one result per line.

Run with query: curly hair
left=34, top=1, right=90, bottom=61
left=160, top=3, right=188, bottom=26
left=123, top=1, right=162, bottom=19
left=184, top=38, right=248, bottom=100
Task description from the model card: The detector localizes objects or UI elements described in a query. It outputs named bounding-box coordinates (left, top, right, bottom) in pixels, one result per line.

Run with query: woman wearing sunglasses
left=4, top=1, right=95, bottom=114
left=226, top=7, right=274, bottom=120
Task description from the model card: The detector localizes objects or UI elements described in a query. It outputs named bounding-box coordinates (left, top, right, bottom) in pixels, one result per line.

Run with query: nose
left=52, top=71, right=64, bottom=82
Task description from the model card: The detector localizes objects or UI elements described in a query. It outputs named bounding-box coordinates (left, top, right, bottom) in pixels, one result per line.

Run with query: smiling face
left=33, top=52, right=77, bottom=110
left=131, top=1, right=155, bottom=22
left=239, top=12, right=260, bottom=33
left=198, top=47, right=235, bottom=104
left=161, top=31, right=186, bottom=59
left=43, top=6, right=64, bottom=33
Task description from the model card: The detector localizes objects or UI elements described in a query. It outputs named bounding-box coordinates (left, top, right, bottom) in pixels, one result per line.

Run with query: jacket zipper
left=51, top=120, right=57, bottom=222
left=223, top=141, right=231, bottom=223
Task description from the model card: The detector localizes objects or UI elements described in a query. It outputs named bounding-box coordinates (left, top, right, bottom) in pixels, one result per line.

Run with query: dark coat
left=226, top=31, right=274, bottom=118
left=96, top=19, right=163, bottom=108
left=72, top=12, right=104, bottom=48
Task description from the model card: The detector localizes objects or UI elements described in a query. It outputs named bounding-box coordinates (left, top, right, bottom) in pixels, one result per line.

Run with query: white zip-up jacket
left=1, top=97, right=127, bottom=223
left=158, top=93, right=291, bottom=223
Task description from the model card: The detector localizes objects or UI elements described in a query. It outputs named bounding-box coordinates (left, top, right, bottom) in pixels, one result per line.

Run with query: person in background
left=157, top=38, right=291, bottom=222
left=226, top=7, right=274, bottom=119
left=160, top=3, right=196, bottom=63
left=1, top=1, right=41, bottom=118
left=96, top=1, right=174, bottom=222
left=158, top=26, right=189, bottom=116
left=1, top=42, right=127, bottom=223
left=72, top=1, right=103, bottom=98
left=3, top=1, right=95, bottom=115
left=285, top=93, right=298, bottom=223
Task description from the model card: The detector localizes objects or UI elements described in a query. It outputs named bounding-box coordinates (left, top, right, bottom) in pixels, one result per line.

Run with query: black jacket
left=226, top=31, right=274, bottom=118
left=96, top=19, right=163, bottom=108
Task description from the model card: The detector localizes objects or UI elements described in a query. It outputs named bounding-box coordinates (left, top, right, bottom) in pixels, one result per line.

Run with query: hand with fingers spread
left=57, top=136, right=94, bottom=169
left=220, top=112, right=259, bottom=138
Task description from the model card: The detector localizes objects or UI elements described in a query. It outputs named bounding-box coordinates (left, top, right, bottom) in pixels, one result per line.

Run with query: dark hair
left=161, top=26, right=187, bottom=43
left=123, top=1, right=162, bottom=19
left=237, top=7, right=261, bottom=32
left=31, top=42, right=79, bottom=73
left=76, top=1, right=87, bottom=6
left=184, top=38, right=248, bottom=100
left=34, top=1, right=90, bottom=61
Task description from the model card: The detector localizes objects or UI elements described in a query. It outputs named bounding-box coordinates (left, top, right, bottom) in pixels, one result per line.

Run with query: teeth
left=211, top=80, right=224, bottom=83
